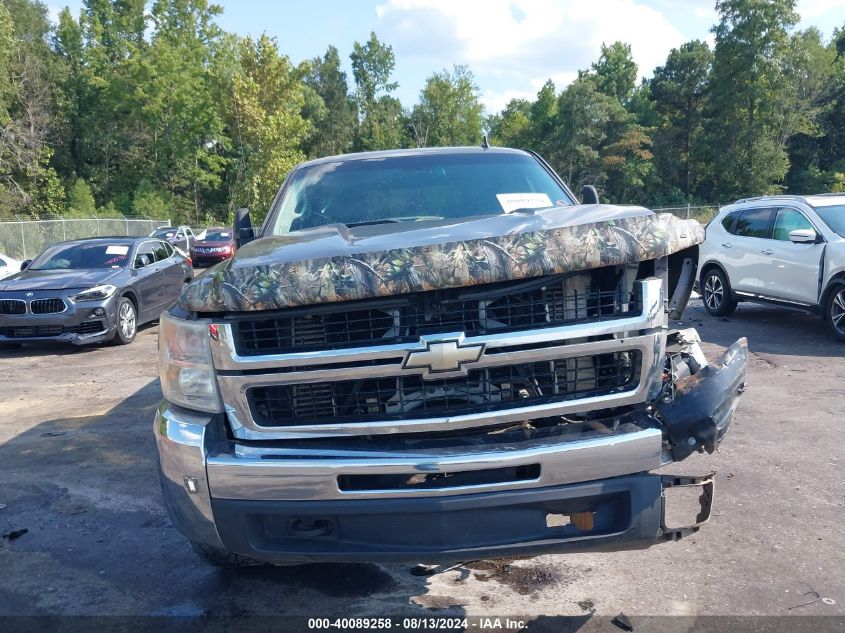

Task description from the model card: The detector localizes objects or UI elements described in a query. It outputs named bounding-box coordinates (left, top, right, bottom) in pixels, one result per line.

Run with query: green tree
left=66, top=177, right=96, bottom=215
left=303, top=46, right=356, bottom=158
left=782, top=28, right=839, bottom=192
left=592, top=42, right=637, bottom=104
left=545, top=76, right=614, bottom=193
left=409, top=65, right=483, bottom=147
left=350, top=32, right=405, bottom=150
left=222, top=34, right=309, bottom=218
left=0, top=0, right=66, bottom=215
left=705, top=0, right=799, bottom=197
left=487, top=98, right=531, bottom=148
left=528, top=79, right=558, bottom=150
left=651, top=40, right=713, bottom=199
left=69, top=0, right=148, bottom=201
left=135, top=0, right=227, bottom=224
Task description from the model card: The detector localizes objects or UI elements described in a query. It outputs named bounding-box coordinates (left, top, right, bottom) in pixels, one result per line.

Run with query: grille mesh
left=30, top=298, right=66, bottom=314
left=0, top=300, right=26, bottom=315
left=234, top=272, right=635, bottom=355
left=249, top=351, right=641, bottom=426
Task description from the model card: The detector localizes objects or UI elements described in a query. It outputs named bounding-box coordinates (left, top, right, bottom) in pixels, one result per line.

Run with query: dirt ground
left=0, top=298, right=843, bottom=627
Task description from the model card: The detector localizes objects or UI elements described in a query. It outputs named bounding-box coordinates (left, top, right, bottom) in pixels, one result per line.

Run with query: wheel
left=111, top=297, right=137, bottom=345
left=189, top=540, right=260, bottom=567
left=826, top=282, right=845, bottom=342
left=701, top=268, right=737, bottom=316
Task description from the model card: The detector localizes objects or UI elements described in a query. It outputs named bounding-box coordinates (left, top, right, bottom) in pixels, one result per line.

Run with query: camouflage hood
left=178, top=204, right=704, bottom=313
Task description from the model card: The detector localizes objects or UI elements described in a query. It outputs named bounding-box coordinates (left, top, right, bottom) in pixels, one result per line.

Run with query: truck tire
left=189, top=540, right=260, bottom=567
left=825, top=281, right=845, bottom=342
left=701, top=268, right=737, bottom=317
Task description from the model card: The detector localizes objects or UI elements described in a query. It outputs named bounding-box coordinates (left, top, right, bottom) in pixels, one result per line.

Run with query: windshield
left=202, top=230, right=232, bottom=242
left=31, top=242, right=132, bottom=270
left=268, top=152, right=574, bottom=234
left=815, top=204, right=845, bottom=237
left=151, top=228, right=176, bottom=238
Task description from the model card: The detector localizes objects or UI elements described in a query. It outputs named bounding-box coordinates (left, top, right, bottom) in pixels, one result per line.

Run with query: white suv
left=698, top=194, right=845, bottom=341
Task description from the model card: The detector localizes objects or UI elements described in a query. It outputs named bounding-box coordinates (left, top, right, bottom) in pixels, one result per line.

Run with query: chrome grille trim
left=217, top=333, right=665, bottom=440
left=210, top=278, right=664, bottom=372
left=211, top=278, right=666, bottom=441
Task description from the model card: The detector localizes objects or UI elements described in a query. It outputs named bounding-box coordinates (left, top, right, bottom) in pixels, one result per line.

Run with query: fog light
left=93, top=308, right=105, bottom=316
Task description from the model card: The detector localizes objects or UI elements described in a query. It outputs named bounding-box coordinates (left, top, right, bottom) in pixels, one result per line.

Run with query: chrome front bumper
left=155, top=395, right=726, bottom=561
left=154, top=401, right=671, bottom=555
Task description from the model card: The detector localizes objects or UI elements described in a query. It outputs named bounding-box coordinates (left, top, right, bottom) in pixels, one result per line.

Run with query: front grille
left=249, top=351, right=641, bottom=426
left=234, top=271, right=636, bottom=355
left=30, top=298, right=65, bottom=314
left=2, top=325, right=64, bottom=338
left=0, top=320, right=104, bottom=338
left=0, top=299, right=26, bottom=315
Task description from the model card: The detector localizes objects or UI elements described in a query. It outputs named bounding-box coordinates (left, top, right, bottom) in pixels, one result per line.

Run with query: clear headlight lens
left=158, top=312, right=222, bottom=413
left=71, top=284, right=117, bottom=302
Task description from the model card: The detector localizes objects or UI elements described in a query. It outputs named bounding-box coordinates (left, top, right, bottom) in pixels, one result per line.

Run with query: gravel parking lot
left=0, top=299, right=843, bottom=626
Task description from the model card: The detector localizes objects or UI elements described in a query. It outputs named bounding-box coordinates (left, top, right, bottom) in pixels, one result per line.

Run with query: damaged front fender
left=658, top=337, right=748, bottom=461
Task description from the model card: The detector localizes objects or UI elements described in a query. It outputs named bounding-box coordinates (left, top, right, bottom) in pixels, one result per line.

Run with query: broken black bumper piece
left=659, top=337, right=748, bottom=461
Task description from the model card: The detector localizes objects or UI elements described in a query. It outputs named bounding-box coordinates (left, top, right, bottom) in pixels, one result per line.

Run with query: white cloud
left=480, top=87, right=537, bottom=113
left=376, top=0, right=687, bottom=87
left=798, top=0, right=844, bottom=18
left=481, top=70, right=578, bottom=112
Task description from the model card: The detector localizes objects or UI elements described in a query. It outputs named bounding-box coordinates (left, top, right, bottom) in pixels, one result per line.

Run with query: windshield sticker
left=220, top=232, right=230, bottom=237
left=497, top=193, right=553, bottom=213
left=106, top=245, right=129, bottom=255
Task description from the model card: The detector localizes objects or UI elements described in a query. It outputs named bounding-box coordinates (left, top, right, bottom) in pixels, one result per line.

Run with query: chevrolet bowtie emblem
left=403, top=335, right=484, bottom=378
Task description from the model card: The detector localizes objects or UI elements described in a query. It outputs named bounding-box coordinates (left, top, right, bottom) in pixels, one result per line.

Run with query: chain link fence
left=0, top=217, right=171, bottom=260
left=653, top=204, right=721, bottom=223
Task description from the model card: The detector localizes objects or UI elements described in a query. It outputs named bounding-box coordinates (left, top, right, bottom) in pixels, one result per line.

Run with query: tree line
left=0, top=0, right=843, bottom=226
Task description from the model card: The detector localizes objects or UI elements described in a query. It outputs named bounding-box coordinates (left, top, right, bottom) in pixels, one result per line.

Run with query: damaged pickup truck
left=154, top=147, right=747, bottom=566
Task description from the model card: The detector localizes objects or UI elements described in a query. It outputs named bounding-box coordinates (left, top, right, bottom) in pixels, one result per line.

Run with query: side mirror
left=135, top=253, right=152, bottom=268
left=234, top=207, right=255, bottom=249
left=789, top=229, right=819, bottom=244
left=581, top=185, right=600, bottom=205
left=20, top=260, right=31, bottom=271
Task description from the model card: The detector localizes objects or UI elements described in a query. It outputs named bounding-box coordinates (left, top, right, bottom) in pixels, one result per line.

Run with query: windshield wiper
left=345, top=215, right=443, bottom=228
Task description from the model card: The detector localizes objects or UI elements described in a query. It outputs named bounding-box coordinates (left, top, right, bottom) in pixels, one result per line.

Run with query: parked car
left=149, top=225, right=195, bottom=252
left=699, top=194, right=845, bottom=340
left=0, top=236, right=192, bottom=348
left=0, top=253, right=22, bottom=280
left=189, top=227, right=235, bottom=267
left=154, top=146, right=747, bottom=567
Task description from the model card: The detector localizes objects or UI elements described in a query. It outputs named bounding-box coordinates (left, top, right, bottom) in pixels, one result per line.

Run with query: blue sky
left=49, top=0, right=845, bottom=112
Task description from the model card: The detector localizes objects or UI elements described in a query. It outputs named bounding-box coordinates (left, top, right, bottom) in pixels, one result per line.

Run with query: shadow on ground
left=678, top=299, right=844, bottom=359
left=0, top=381, right=479, bottom=620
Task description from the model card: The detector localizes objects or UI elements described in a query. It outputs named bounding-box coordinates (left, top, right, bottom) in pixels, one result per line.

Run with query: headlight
left=158, top=312, right=222, bottom=413
left=71, top=284, right=117, bottom=302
